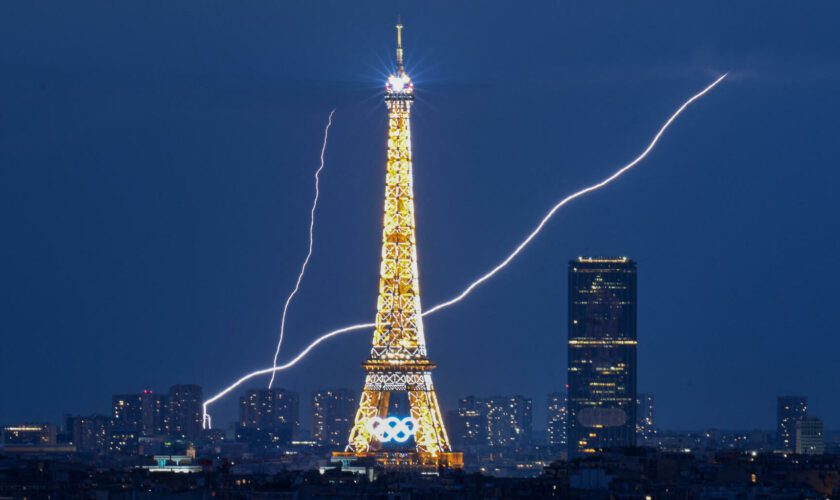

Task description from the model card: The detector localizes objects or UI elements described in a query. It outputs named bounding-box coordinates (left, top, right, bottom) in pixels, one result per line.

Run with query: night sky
left=2, top=1, right=839, bottom=432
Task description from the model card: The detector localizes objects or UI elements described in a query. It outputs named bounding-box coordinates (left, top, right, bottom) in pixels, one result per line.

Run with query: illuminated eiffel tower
left=333, top=23, right=462, bottom=471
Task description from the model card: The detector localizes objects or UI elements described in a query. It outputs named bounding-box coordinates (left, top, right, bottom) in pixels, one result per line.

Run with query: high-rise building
left=111, top=390, right=168, bottom=436
left=239, top=388, right=300, bottom=441
left=485, top=396, right=533, bottom=449
left=795, top=416, right=824, bottom=455
left=636, top=393, right=655, bottom=444
left=547, top=392, right=568, bottom=452
left=455, top=396, right=489, bottom=449
left=777, top=396, right=807, bottom=452
left=312, top=389, right=356, bottom=448
left=568, top=257, right=637, bottom=457
left=237, top=389, right=300, bottom=450
left=112, top=393, right=144, bottom=434
left=147, top=391, right=170, bottom=435
left=168, top=384, right=203, bottom=441
left=68, top=415, right=111, bottom=453
left=1, top=424, right=56, bottom=446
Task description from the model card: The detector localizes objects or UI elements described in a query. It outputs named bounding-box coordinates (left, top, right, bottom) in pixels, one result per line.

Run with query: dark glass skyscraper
left=567, top=257, right=637, bottom=457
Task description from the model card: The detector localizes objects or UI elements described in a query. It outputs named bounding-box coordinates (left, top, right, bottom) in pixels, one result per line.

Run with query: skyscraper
left=485, top=396, right=533, bottom=449
left=168, top=384, right=203, bottom=441
left=636, top=393, right=655, bottom=444
left=567, top=257, right=637, bottom=457
left=312, top=389, right=356, bottom=448
left=547, top=392, right=568, bottom=453
left=777, top=395, right=807, bottom=452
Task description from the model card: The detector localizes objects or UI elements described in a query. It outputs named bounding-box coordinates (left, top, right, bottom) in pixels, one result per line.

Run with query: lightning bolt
left=203, top=74, right=727, bottom=428
left=268, top=109, right=335, bottom=389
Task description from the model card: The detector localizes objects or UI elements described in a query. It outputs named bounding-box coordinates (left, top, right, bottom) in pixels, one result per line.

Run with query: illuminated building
left=111, top=390, right=169, bottom=437
left=111, top=391, right=165, bottom=453
left=485, top=396, right=533, bottom=449
left=453, top=397, right=488, bottom=449
left=112, top=393, right=144, bottom=434
left=312, top=389, right=356, bottom=447
left=109, top=430, right=139, bottom=454
left=149, top=392, right=170, bottom=435
left=777, top=395, right=807, bottom=452
left=168, top=384, right=203, bottom=441
left=567, top=257, right=637, bottom=457
left=795, top=416, right=824, bottom=455
left=636, top=393, right=655, bottom=444
left=547, top=392, right=568, bottom=453
left=238, top=388, right=300, bottom=445
left=67, top=415, right=111, bottom=453
left=1, top=424, right=56, bottom=446
left=336, top=23, right=461, bottom=470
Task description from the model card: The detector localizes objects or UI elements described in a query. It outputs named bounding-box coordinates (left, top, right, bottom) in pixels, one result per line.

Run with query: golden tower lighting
left=334, top=23, right=462, bottom=470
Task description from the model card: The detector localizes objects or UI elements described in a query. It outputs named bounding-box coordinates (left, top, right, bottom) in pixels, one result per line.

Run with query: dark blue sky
left=1, top=1, right=839, bottom=432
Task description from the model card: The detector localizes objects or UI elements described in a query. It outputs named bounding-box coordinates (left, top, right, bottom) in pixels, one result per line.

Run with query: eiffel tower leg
left=408, top=375, right=451, bottom=455
left=347, top=383, right=391, bottom=453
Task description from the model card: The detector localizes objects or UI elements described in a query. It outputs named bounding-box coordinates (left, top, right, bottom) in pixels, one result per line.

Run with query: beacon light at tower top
left=386, top=74, right=412, bottom=94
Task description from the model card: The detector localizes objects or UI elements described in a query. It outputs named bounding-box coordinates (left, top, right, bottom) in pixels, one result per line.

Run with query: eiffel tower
left=333, top=23, right=462, bottom=471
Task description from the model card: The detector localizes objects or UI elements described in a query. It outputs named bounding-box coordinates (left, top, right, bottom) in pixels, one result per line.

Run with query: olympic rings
left=367, top=416, right=417, bottom=443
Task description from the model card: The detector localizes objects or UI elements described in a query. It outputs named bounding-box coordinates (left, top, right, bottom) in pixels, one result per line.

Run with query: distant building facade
left=777, top=396, right=807, bottom=452
left=454, top=396, right=488, bottom=449
left=485, top=396, right=533, bottom=449
left=567, top=257, right=637, bottom=457
left=68, top=415, right=111, bottom=453
left=238, top=388, right=300, bottom=446
left=111, top=390, right=168, bottom=438
left=795, top=416, right=824, bottom=455
left=547, top=392, right=568, bottom=452
left=311, top=388, right=356, bottom=447
left=1, top=424, right=56, bottom=446
left=112, top=393, right=145, bottom=435
left=636, top=393, right=655, bottom=444
left=168, top=384, right=203, bottom=441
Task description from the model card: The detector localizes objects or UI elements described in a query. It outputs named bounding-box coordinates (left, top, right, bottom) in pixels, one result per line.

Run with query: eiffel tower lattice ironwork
left=336, top=23, right=462, bottom=470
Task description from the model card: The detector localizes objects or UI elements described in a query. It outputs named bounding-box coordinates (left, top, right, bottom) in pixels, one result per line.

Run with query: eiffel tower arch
left=333, top=23, right=462, bottom=471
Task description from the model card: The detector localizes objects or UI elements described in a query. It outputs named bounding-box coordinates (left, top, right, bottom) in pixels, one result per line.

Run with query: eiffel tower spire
left=395, top=20, right=405, bottom=74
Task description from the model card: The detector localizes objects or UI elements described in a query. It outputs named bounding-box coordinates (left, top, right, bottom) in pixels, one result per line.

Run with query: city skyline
left=7, top=383, right=832, bottom=457
left=2, top=1, right=840, bottom=435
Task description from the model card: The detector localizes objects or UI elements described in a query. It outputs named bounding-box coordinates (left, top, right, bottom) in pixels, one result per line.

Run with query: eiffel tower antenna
left=396, top=19, right=404, bottom=74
